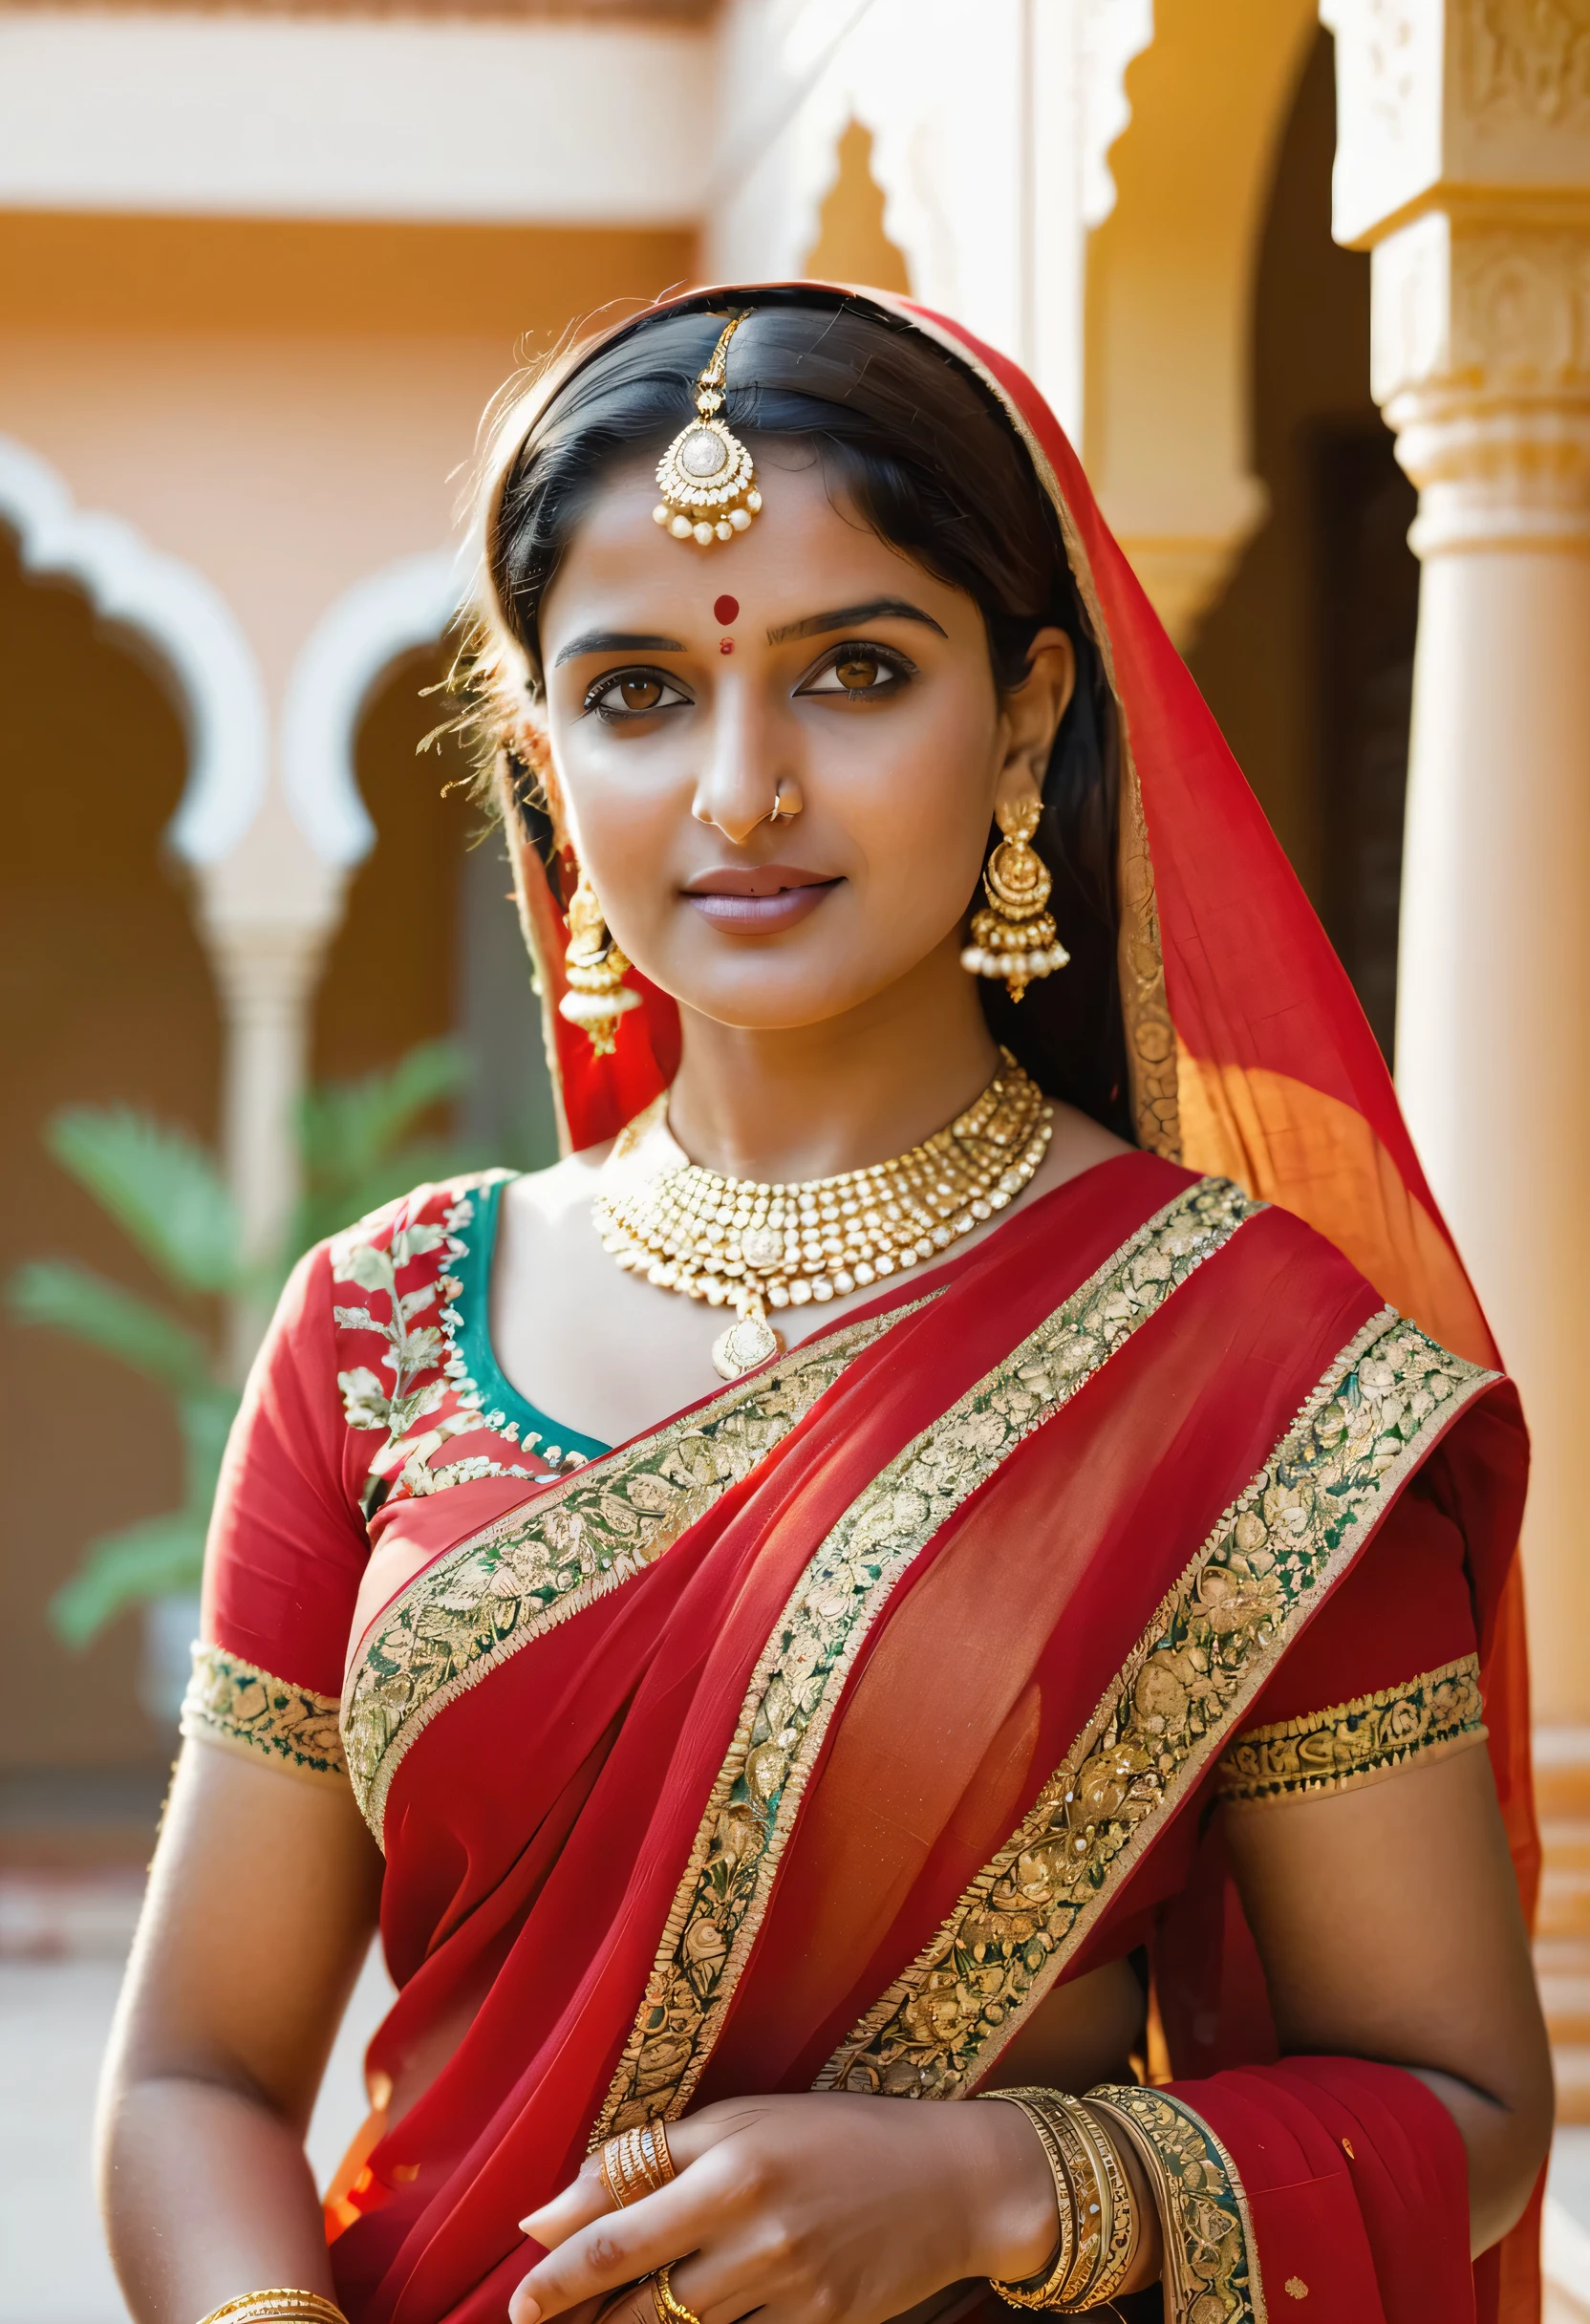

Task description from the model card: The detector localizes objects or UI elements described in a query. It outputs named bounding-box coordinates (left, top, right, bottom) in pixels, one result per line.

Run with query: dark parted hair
left=477, top=287, right=1131, bottom=1140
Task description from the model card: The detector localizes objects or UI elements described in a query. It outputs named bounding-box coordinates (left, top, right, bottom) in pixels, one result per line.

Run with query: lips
left=682, top=864, right=840, bottom=935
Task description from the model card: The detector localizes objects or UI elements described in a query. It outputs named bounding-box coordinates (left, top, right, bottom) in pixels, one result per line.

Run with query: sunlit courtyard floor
left=5, top=1873, right=1590, bottom=2324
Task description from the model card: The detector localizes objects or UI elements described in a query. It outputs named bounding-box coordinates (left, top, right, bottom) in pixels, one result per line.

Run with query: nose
left=690, top=671, right=792, bottom=845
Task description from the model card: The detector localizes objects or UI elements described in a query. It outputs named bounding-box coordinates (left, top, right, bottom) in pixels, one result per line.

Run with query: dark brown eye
left=834, top=655, right=881, bottom=691
left=618, top=677, right=663, bottom=711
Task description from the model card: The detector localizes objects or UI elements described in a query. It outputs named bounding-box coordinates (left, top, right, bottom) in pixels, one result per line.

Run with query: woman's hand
left=509, top=2092, right=1059, bottom=2324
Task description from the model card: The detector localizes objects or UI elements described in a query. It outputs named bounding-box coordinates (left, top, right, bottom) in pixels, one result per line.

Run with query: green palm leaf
left=48, top=1108, right=242, bottom=1294
left=7, top=1259, right=213, bottom=1390
left=50, top=1510, right=208, bottom=1646
left=299, top=1041, right=467, bottom=1191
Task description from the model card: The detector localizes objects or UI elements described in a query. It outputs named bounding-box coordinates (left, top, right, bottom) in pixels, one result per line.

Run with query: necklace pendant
left=711, top=1309, right=784, bottom=1380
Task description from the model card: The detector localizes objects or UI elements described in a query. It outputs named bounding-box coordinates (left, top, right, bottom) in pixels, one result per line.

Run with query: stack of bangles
left=596, top=2120, right=698, bottom=2324
left=194, top=2292, right=349, bottom=2324
left=979, top=2088, right=1139, bottom=2313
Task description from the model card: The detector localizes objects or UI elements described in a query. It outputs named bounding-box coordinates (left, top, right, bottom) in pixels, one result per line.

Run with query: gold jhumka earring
left=960, top=796, right=1070, bottom=1001
left=558, top=868, right=641, bottom=1057
left=652, top=316, right=763, bottom=548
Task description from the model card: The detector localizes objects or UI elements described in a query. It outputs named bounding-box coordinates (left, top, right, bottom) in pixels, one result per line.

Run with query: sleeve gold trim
left=1216, top=1652, right=1484, bottom=1807
left=181, top=1643, right=348, bottom=1785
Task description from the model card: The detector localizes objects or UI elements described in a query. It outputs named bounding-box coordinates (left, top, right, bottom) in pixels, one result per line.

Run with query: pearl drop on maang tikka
left=652, top=315, right=763, bottom=549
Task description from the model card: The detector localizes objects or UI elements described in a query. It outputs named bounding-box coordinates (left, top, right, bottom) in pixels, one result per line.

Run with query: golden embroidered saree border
left=1088, top=2082, right=1267, bottom=2324
left=181, top=1644, right=347, bottom=1784
left=818, top=1309, right=1496, bottom=2099
left=342, top=1303, right=914, bottom=1837
left=1217, top=1652, right=1485, bottom=1807
left=591, top=1176, right=1260, bottom=2140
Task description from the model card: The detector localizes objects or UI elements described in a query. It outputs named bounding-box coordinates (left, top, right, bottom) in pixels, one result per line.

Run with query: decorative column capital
left=1322, top=0, right=1590, bottom=553
left=1371, top=204, right=1590, bottom=551
left=1323, top=0, right=1590, bottom=248
left=198, top=910, right=333, bottom=1022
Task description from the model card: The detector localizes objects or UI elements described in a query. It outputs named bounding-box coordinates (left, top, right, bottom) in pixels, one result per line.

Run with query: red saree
left=185, top=287, right=1537, bottom=2324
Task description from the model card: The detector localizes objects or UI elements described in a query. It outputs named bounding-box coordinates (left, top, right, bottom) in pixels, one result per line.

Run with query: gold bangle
left=1063, top=2097, right=1135, bottom=2309
left=980, top=2089, right=1137, bottom=2314
left=194, top=2294, right=348, bottom=2324
left=652, top=2265, right=703, bottom=2324
left=1038, top=2096, right=1107, bottom=2308
left=979, top=2093, right=1078, bottom=2309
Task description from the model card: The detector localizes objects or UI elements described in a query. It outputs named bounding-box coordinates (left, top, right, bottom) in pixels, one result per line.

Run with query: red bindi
left=720, top=639, right=734, bottom=655
left=713, top=594, right=740, bottom=626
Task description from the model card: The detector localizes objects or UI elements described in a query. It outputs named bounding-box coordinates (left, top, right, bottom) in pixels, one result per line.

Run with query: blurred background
left=2, top=1, right=1589, bottom=2316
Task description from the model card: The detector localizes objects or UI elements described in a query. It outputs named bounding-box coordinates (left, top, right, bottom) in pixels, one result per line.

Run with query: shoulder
left=325, top=1169, right=511, bottom=1280
left=497, top=1146, right=609, bottom=1237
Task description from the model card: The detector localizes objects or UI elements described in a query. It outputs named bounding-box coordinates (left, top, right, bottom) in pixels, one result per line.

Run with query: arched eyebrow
left=767, top=598, right=949, bottom=645
left=553, top=630, right=685, bottom=667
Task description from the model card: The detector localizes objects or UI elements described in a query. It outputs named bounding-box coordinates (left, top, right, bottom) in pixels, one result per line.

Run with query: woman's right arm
left=98, top=1737, right=384, bottom=2324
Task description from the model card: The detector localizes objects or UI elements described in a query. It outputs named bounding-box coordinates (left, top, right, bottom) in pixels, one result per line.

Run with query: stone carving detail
left=1373, top=214, right=1590, bottom=399
left=1465, top=0, right=1590, bottom=125
left=1363, top=0, right=1422, bottom=135
left=1371, top=213, right=1590, bottom=552
left=1321, top=0, right=1425, bottom=142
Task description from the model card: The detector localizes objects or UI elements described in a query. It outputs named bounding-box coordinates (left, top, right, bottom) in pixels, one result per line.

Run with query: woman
left=99, top=287, right=1551, bottom=2324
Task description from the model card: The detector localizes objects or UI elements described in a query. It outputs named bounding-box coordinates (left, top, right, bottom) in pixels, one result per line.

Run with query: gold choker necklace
left=595, top=1054, right=1053, bottom=1380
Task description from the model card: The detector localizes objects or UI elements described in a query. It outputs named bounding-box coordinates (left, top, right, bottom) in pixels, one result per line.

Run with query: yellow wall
left=803, top=119, right=911, bottom=292
left=1185, top=32, right=1385, bottom=903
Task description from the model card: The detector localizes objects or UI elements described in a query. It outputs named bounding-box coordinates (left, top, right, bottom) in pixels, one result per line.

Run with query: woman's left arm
left=1222, top=1738, right=1554, bottom=2254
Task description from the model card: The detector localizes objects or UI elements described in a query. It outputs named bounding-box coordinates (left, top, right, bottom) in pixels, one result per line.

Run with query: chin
left=668, top=961, right=910, bottom=1032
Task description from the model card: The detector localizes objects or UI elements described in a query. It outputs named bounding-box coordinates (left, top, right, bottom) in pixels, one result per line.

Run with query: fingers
left=522, top=2112, right=761, bottom=2257
left=512, top=2181, right=702, bottom=2323
left=523, top=2152, right=613, bottom=2249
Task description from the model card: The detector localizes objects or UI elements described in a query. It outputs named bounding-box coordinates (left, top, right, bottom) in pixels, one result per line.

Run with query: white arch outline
left=0, top=433, right=268, bottom=865
left=280, top=549, right=464, bottom=868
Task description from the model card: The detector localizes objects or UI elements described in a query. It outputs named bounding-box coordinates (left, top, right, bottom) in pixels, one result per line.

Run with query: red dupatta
left=311, top=288, right=1536, bottom=2324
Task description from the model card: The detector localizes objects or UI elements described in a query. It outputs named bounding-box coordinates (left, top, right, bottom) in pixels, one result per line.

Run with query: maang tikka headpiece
left=653, top=314, right=763, bottom=548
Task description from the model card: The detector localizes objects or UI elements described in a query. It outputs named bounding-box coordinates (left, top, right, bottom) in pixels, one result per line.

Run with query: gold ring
left=598, top=2121, right=675, bottom=2207
left=652, top=2266, right=702, bottom=2324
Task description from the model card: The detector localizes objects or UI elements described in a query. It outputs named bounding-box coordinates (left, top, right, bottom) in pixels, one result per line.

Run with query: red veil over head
left=499, top=283, right=1537, bottom=2302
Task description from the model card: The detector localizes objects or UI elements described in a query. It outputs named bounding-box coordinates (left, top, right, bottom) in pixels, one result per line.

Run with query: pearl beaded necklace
left=594, top=1054, right=1053, bottom=1378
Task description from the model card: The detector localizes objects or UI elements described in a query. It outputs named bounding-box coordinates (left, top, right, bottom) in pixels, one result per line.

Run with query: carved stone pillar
left=1323, top=0, right=1590, bottom=2111
left=196, top=821, right=344, bottom=1376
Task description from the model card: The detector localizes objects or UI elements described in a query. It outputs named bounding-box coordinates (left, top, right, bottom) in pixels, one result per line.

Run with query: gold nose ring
left=768, top=784, right=799, bottom=824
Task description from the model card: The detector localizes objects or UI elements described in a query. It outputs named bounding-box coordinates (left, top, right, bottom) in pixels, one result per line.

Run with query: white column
left=196, top=821, right=346, bottom=1374
left=1385, top=211, right=1590, bottom=1715
left=1325, top=0, right=1590, bottom=2112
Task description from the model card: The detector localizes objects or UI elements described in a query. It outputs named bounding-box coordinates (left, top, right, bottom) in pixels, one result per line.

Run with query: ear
left=994, top=627, right=1076, bottom=817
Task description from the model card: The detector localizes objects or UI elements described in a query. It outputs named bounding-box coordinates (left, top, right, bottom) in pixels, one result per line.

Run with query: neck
left=665, top=933, right=1005, bottom=1183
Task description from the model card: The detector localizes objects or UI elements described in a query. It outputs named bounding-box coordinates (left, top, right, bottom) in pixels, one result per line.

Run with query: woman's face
left=533, top=443, right=1074, bottom=1033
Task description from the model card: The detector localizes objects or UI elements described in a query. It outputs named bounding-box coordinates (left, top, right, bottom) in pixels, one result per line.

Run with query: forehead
left=537, top=444, right=982, bottom=646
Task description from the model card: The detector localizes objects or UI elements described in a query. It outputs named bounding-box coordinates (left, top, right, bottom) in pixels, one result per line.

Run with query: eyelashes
left=795, top=641, right=916, bottom=700
left=579, top=640, right=919, bottom=723
left=583, top=669, right=692, bottom=722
